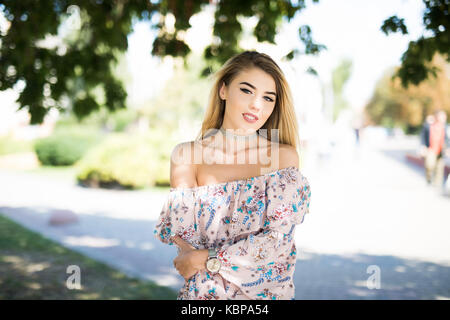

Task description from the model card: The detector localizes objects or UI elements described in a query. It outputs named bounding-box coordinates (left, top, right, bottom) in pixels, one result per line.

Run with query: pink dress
left=154, top=166, right=311, bottom=300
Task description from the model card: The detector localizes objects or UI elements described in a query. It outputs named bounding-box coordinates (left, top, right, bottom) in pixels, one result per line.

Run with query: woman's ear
left=219, top=82, right=227, bottom=100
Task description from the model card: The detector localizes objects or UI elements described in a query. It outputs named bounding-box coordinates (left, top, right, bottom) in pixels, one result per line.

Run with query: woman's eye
left=240, top=88, right=274, bottom=102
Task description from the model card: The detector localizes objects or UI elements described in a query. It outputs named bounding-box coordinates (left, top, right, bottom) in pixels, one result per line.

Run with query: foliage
left=33, top=127, right=105, bottom=166
left=0, top=0, right=325, bottom=124
left=109, top=108, right=138, bottom=132
left=134, top=51, right=211, bottom=184
left=141, top=51, right=209, bottom=133
left=2, top=1, right=447, bottom=123
left=74, top=132, right=172, bottom=189
left=55, top=107, right=139, bottom=133
left=381, top=0, right=450, bottom=88
left=365, top=53, right=450, bottom=132
left=331, top=58, right=353, bottom=123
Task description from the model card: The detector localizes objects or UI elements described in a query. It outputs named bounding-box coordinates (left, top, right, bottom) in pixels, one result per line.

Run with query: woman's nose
left=249, top=97, right=262, bottom=111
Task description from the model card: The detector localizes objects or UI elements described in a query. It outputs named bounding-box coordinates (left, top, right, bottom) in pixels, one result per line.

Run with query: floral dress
left=154, top=166, right=311, bottom=300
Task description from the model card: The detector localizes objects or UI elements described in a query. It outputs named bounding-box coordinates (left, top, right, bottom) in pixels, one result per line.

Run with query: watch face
left=206, top=258, right=221, bottom=273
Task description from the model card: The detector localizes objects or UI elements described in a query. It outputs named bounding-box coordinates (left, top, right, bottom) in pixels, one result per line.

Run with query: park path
left=1, top=135, right=450, bottom=299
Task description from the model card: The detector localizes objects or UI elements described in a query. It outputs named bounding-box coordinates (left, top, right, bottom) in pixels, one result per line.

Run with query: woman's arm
left=171, top=235, right=208, bottom=281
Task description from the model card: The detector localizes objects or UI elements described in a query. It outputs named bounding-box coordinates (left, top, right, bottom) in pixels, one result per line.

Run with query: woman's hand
left=171, top=235, right=208, bottom=281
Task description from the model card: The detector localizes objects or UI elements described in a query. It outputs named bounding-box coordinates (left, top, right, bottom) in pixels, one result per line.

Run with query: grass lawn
left=0, top=213, right=177, bottom=300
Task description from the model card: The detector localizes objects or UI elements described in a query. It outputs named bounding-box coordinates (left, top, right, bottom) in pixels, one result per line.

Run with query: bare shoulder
left=170, top=141, right=197, bottom=189
left=277, top=143, right=299, bottom=169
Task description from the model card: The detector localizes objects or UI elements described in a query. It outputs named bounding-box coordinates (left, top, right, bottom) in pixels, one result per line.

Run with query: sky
left=1, top=0, right=427, bottom=131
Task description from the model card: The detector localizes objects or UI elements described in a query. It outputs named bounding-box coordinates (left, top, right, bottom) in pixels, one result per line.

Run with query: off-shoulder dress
left=154, top=166, right=311, bottom=300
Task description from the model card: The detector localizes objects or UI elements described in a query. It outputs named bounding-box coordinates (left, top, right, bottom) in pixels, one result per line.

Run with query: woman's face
left=219, top=67, right=277, bottom=133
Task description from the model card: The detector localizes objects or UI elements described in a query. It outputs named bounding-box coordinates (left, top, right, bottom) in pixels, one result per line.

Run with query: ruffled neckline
left=169, top=166, right=300, bottom=192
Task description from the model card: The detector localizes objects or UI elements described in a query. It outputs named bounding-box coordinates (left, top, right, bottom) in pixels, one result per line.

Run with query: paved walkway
left=1, top=135, right=450, bottom=299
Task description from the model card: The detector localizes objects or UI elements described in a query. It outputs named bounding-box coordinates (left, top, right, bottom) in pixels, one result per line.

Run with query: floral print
left=154, top=166, right=311, bottom=300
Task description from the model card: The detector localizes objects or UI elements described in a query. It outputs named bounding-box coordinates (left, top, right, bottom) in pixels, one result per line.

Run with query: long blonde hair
left=195, top=51, right=300, bottom=149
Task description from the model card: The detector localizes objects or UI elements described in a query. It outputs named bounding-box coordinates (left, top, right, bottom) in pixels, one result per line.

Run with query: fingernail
left=170, top=232, right=176, bottom=238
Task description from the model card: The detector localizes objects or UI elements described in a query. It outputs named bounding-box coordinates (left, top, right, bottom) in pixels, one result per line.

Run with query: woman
left=154, top=51, right=311, bottom=300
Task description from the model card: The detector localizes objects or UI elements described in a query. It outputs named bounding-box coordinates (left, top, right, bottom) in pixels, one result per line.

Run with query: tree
left=331, top=58, right=352, bottom=123
left=381, top=0, right=449, bottom=88
left=140, top=51, right=210, bottom=133
left=365, top=53, right=450, bottom=133
left=0, top=0, right=325, bottom=124
left=1, top=0, right=448, bottom=124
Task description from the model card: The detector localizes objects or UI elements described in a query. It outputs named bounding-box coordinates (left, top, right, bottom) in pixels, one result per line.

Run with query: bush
left=153, top=157, right=170, bottom=187
left=74, top=132, right=166, bottom=189
left=150, top=130, right=174, bottom=187
left=55, top=108, right=138, bottom=133
left=33, top=128, right=105, bottom=166
left=109, top=108, right=138, bottom=132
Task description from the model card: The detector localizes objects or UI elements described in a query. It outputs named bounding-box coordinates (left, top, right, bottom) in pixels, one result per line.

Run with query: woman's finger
left=171, top=235, right=182, bottom=246
left=172, top=235, right=193, bottom=251
left=172, top=235, right=184, bottom=246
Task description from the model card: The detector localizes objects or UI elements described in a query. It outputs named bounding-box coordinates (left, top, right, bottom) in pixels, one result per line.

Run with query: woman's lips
left=242, top=113, right=258, bottom=123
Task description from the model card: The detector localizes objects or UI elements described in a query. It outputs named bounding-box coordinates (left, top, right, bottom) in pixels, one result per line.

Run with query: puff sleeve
left=153, top=189, right=198, bottom=247
left=215, top=171, right=311, bottom=300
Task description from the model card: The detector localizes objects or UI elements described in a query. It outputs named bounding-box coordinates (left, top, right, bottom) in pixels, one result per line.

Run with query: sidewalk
left=0, top=171, right=178, bottom=287
left=1, top=137, right=450, bottom=299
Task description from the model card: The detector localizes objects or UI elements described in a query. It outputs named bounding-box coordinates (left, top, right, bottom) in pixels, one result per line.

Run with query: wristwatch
left=206, top=248, right=221, bottom=273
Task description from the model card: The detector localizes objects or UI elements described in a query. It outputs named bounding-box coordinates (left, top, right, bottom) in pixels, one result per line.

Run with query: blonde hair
left=195, top=51, right=300, bottom=149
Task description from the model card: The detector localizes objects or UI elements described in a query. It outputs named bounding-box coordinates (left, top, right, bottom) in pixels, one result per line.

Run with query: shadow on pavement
left=295, top=249, right=450, bottom=299
left=2, top=205, right=450, bottom=300
left=0, top=206, right=184, bottom=291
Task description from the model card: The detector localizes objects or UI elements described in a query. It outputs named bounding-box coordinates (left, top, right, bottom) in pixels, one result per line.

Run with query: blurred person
left=354, top=126, right=361, bottom=146
left=425, top=110, right=448, bottom=187
left=420, top=114, right=434, bottom=157
left=443, top=116, right=450, bottom=195
left=421, top=113, right=435, bottom=185
left=351, top=112, right=364, bottom=147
